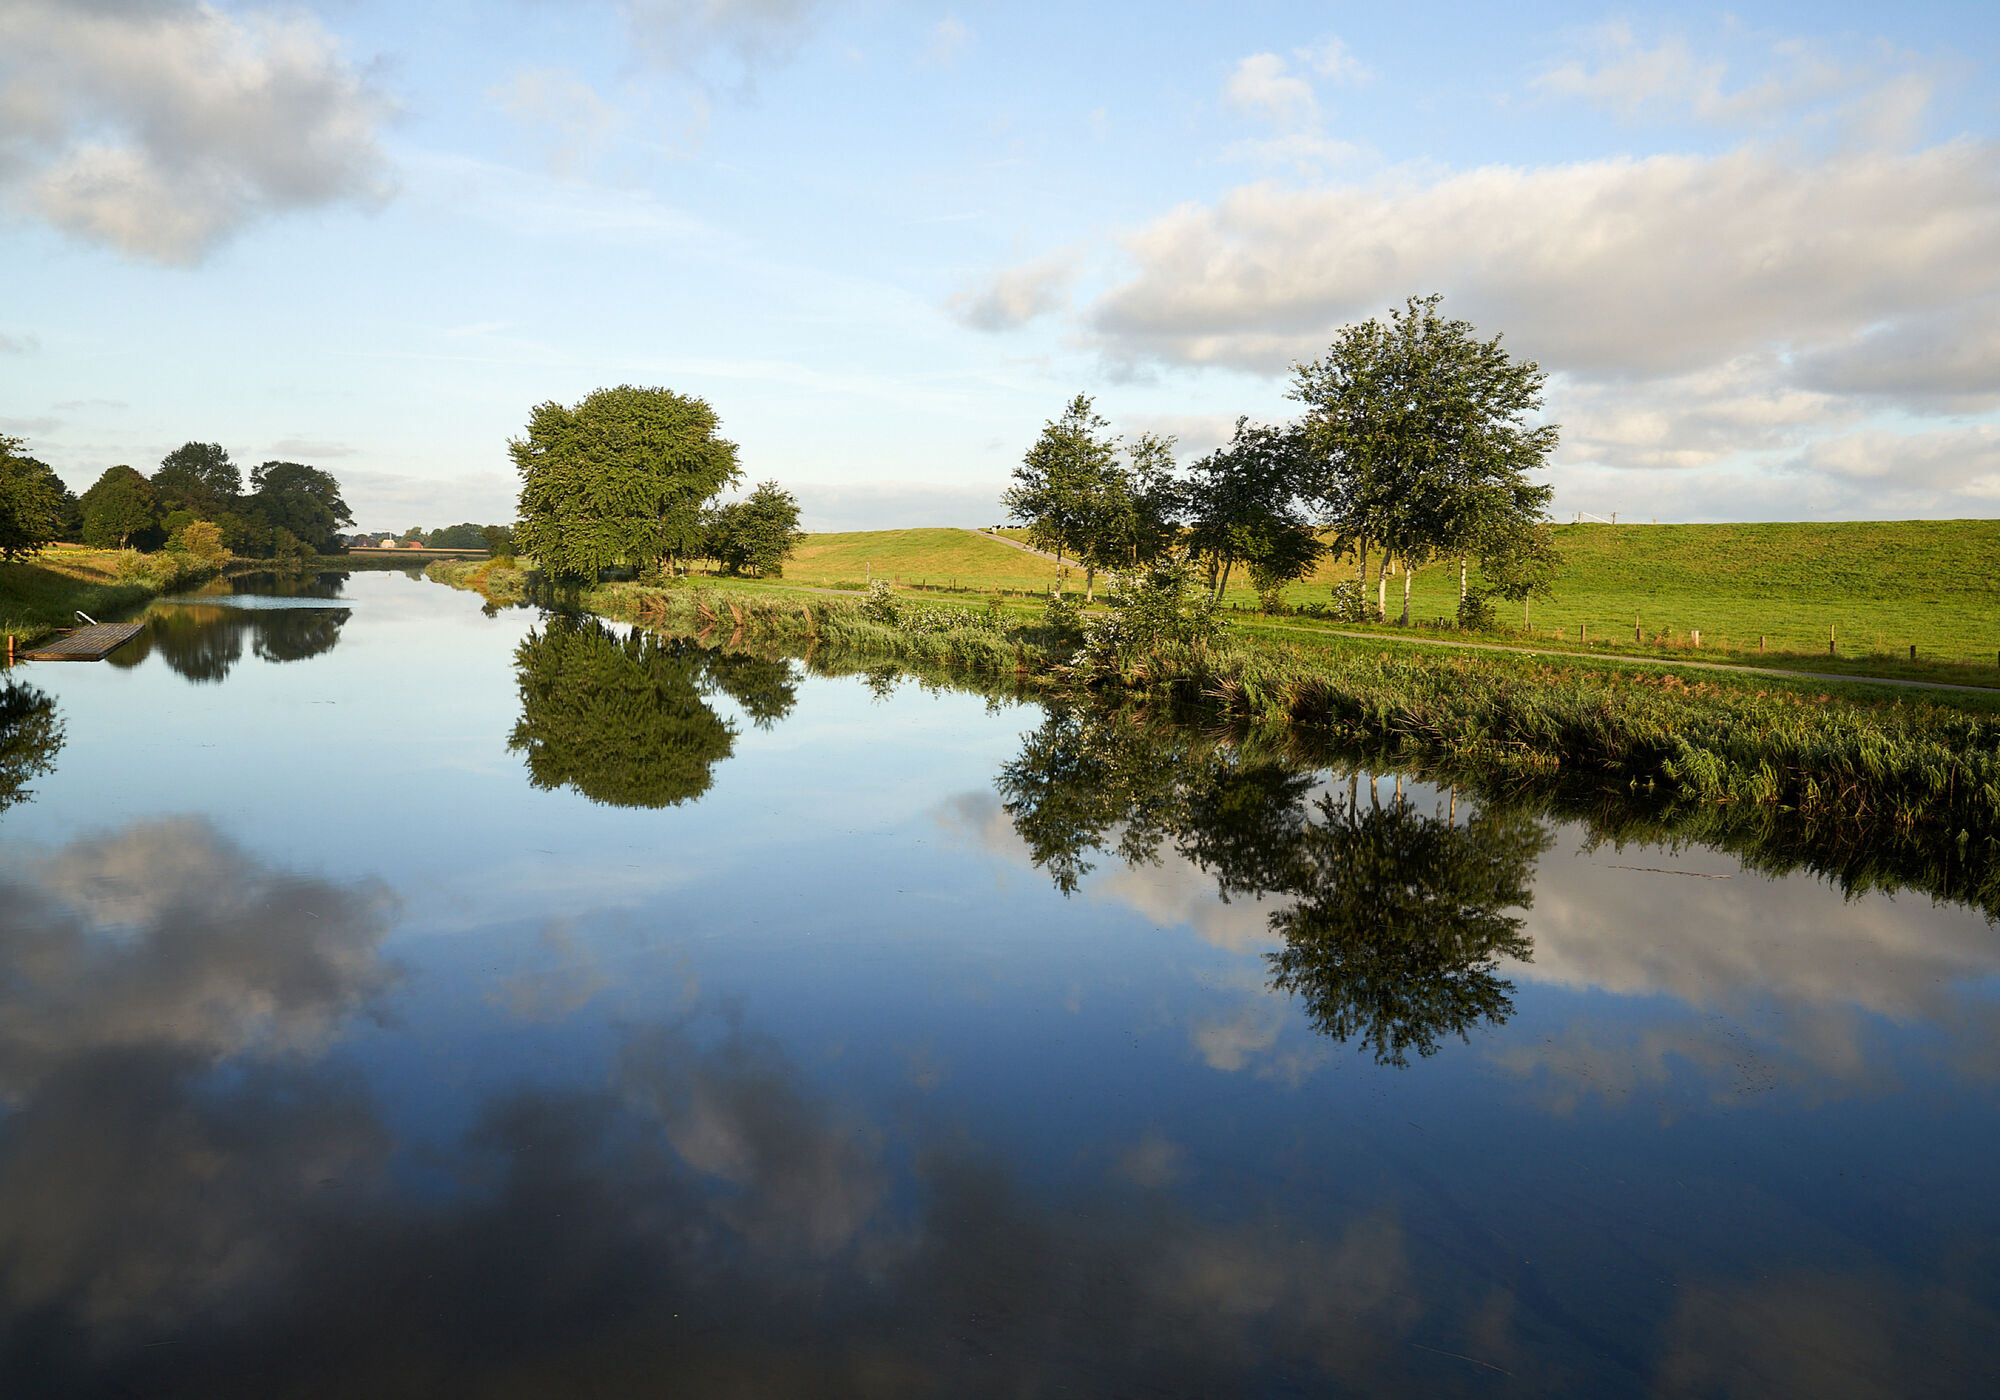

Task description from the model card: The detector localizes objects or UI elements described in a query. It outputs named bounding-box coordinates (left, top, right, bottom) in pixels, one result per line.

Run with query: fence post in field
left=1635, top=617, right=1642, bottom=644
left=1692, top=629, right=1701, bottom=648
left=1581, top=622, right=1588, bottom=643
left=1759, top=635, right=1765, bottom=653
left=1829, top=624, right=1836, bottom=656
left=1910, top=644, right=1916, bottom=661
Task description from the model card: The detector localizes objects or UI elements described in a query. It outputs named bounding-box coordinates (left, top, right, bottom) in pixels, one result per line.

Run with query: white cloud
left=0, top=0, right=395, bottom=264
left=923, top=16, right=970, bottom=69
left=1531, top=24, right=1934, bottom=141
left=0, top=330, right=37, bottom=354
left=490, top=67, right=621, bottom=177
left=1224, top=53, right=1319, bottom=130
left=1300, top=38, right=1368, bottom=86
left=948, top=249, right=1078, bottom=331
left=1788, top=424, right=2000, bottom=499
left=1090, top=142, right=2000, bottom=378
left=620, top=0, right=827, bottom=76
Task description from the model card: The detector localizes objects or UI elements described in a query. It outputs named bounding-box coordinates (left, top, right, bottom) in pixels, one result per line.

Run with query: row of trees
left=1005, top=296, right=1560, bottom=621
left=511, top=385, right=803, bottom=580
left=0, top=436, right=355, bottom=560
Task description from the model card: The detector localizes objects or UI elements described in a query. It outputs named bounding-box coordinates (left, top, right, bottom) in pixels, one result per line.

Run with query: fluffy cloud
left=489, top=67, right=620, bottom=177
left=620, top=0, right=827, bottom=74
left=0, top=0, right=394, bottom=264
left=948, top=249, right=1078, bottom=331
left=1088, top=142, right=2000, bottom=378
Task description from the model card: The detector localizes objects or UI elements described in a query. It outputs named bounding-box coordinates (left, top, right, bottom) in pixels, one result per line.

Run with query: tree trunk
left=1215, top=558, right=1234, bottom=601
left=1358, top=537, right=1367, bottom=588
left=1085, top=566, right=1095, bottom=604
left=1400, top=564, right=1411, bottom=626
left=1377, top=556, right=1388, bottom=621
left=1459, top=556, right=1467, bottom=606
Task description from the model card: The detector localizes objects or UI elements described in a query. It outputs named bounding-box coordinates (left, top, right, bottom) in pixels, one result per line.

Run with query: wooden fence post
left=1829, top=624, right=1836, bottom=656
left=1759, top=635, right=1765, bottom=653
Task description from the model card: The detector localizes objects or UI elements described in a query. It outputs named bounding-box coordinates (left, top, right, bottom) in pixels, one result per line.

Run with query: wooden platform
left=22, top=622, right=146, bottom=661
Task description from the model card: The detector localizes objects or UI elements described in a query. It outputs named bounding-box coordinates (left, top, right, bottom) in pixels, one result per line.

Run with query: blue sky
left=3, top=0, right=1997, bottom=531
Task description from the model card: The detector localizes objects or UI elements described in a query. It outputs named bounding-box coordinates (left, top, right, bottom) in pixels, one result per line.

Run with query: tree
left=426, top=523, right=489, bottom=550
left=152, top=442, right=241, bottom=516
left=79, top=466, right=160, bottom=549
left=0, top=436, right=69, bottom=560
left=1292, top=295, right=1557, bottom=623
left=1478, top=520, right=1562, bottom=626
left=511, top=385, right=741, bottom=582
left=166, top=519, right=227, bottom=563
left=247, top=461, right=354, bottom=555
left=1005, top=394, right=1122, bottom=593
left=707, top=480, right=805, bottom=577
left=482, top=524, right=517, bottom=558
left=1182, top=418, right=1323, bottom=604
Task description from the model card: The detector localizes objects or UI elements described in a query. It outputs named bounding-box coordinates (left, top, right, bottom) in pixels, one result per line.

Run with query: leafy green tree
left=426, top=522, right=489, bottom=550
left=151, top=442, right=241, bottom=516
left=247, top=461, right=354, bottom=555
left=482, top=524, right=517, bottom=558
left=0, top=678, right=64, bottom=814
left=401, top=526, right=426, bottom=543
left=1292, top=294, right=1557, bottom=623
left=0, top=436, right=70, bottom=560
left=1005, top=394, right=1122, bottom=591
left=1182, top=418, right=1323, bottom=605
left=511, top=385, right=742, bottom=582
left=508, top=616, right=737, bottom=807
left=166, top=519, right=227, bottom=563
left=79, top=465, right=161, bottom=549
left=707, top=480, right=804, bottom=577
left=1478, top=519, right=1562, bottom=626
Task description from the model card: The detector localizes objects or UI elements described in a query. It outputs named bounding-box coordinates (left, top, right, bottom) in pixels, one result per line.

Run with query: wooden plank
left=22, top=622, right=146, bottom=661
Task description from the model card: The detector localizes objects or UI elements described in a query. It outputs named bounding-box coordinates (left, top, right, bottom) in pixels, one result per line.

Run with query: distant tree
left=79, top=465, right=161, bottom=549
left=427, top=522, right=489, bottom=550
left=166, top=519, right=227, bottom=563
left=246, top=461, right=354, bottom=555
left=707, top=480, right=804, bottom=577
left=1005, top=394, right=1121, bottom=591
left=1478, top=520, right=1562, bottom=626
left=1292, top=294, right=1558, bottom=623
left=511, top=385, right=741, bottom=582
left=1181, top=418, right=1323, bottom=605
left=400, top=525, right=426, bottom=543
left=0, top=436, right=69, bottom=560
left=482, top=523, right=517, bottom=559
left=151, top=442, right=241, bottom=516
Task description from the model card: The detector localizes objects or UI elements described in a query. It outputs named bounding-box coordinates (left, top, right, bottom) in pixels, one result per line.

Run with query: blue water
left=1, top=569, right=1994, bottom=1397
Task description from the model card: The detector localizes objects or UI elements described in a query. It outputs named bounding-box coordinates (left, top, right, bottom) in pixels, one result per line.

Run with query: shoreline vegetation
left=429, top=560, right=2000, bottom=892
left=0, top=547, right=227, bottom=645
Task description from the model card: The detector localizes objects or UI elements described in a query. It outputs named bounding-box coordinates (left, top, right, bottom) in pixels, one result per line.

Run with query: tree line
left=1005, top=295, right=1561, bottom=622
left=511, top=384, right=804, bottom=581
left=0, top=436, right=356, bottom=561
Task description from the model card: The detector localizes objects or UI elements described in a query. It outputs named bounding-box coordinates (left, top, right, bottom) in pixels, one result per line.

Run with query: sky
left=2, top=0, right=1998, bottom=533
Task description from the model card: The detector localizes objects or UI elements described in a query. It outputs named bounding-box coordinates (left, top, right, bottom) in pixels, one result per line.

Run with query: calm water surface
left=1, top=570, right=1996, bottom=1397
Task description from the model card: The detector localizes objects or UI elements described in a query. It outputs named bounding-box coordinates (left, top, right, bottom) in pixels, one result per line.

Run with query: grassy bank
left=660, top=520, right=2000, bottom=686
left=1, top=547, right=225, bottom=644
left=431, top=562, right=2000, bottom=848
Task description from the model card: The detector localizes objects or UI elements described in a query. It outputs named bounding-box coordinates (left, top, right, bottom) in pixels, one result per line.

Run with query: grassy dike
left=0, top=548, right=226, bottom=644
left=431, top=559, right=2000, bottom=848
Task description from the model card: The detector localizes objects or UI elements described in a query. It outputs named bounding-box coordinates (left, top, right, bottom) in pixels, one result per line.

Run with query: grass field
left=747, top=520, right=2000, bottom=683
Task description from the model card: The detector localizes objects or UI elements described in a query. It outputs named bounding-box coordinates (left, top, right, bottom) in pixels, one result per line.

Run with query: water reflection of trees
left=109, top=603, right=352, bottom=682
left=998, top=707, right=1546, bottom=1065
left=509, top=616, right=800, bottom=808
left=0, top=678, right=63, bottom=815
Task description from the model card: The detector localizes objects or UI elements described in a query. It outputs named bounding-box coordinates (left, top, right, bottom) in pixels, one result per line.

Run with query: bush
left=859, top=579, right=902, bottom=626
left=1042, top=591, right=1084, bottom=644
left=166, top=520, right=227, bottom=563
left=1457, top=591, right=1498, bottom=631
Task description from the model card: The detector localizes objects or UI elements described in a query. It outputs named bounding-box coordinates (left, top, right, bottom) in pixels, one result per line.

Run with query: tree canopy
left=1004, top=394, right=1122, bottom=576
left=152, top=442, right=241, bottom=515
left=1290, top=294, right=1558, bottom=618
left=1181, top=418, right=1323, bottom=603
left=706, top=481, right=804, bottom=577
left=0, top=437, right=71, bottom=560
left=79, top=466, right=161, bottom=549
left=511, top=386, right=741, bottom=581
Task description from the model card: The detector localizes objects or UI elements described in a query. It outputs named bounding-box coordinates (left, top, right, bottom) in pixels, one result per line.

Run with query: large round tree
left=510, top=385, right=740, bottom=581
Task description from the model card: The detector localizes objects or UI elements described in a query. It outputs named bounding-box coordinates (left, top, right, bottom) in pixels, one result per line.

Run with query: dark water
left=2, top=571, right=1996, bottom=1398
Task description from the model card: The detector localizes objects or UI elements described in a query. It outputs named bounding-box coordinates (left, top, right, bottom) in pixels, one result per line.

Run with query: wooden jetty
left=21, top=622, right=146, bottom=662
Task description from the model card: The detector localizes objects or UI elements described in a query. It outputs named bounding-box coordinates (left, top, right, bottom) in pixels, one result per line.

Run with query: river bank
left=0, top=548, right=229, bottom=645
left=428, top=560, right=2000, bottom=849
